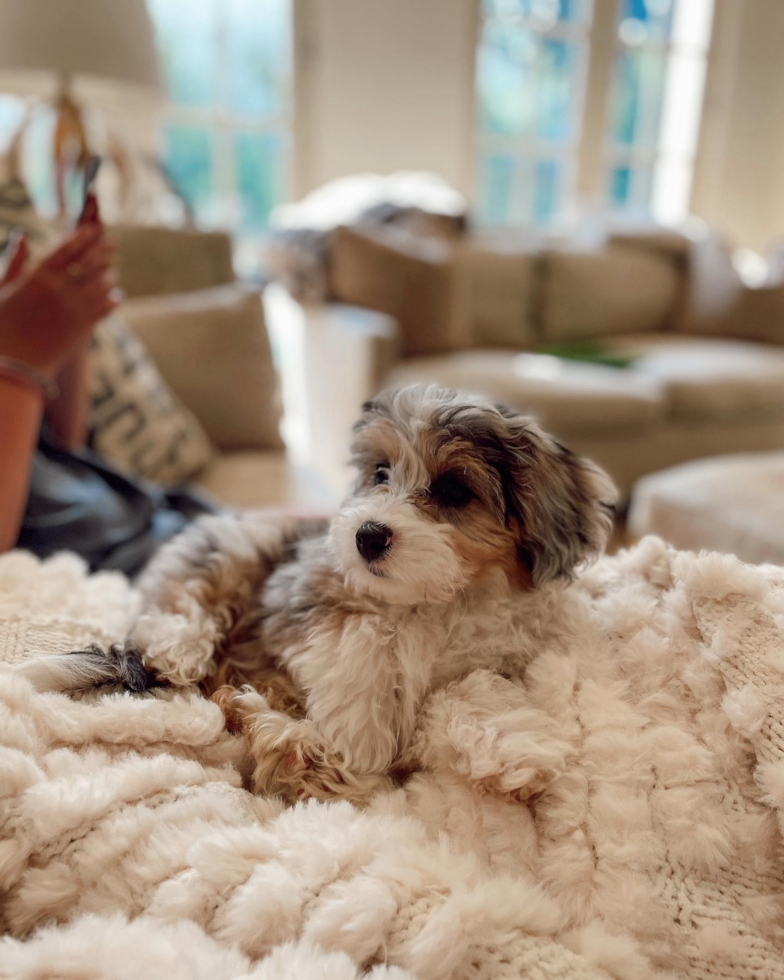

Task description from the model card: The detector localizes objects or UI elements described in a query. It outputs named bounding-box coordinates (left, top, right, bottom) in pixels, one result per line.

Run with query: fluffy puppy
left=30, top=385, right=616, bottom=803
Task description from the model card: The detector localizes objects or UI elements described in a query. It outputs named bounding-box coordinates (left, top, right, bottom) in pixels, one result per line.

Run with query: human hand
left=0, top=224, right=120, bottom=378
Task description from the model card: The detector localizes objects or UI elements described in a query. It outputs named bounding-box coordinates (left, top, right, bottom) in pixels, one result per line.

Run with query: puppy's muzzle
left=356, top=522, right=393, bottom=562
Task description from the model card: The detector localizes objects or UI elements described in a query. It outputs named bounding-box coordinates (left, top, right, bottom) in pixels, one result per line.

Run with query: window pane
left=608, top=164, right=652, bottom=210
left=477, top=154, right=564, bottom=226
left=235, top=131, right=284, bottom=233
left=557, top=0, right=587, bottom=23
left=162, top=125, right=214, bottom=221
left=534, top=159, right=563, bottom=222
left=618, top=0, right=674, bottom=43
left=483, top=0, right=589, bottom=24
left=477, top=154, right=518, bottom=225
left=477, top=18, right=538, bottom=137
left=148, top=0, right=216, bottom=108
left=226, top=0, right=290, bottom=117
left=478, top=26, right=580, bottom=141
left=611, top=49, right=667, bottom=149
left=609, top=165, right=632, bottom=206
left=537, top=38, right=580, bottom=142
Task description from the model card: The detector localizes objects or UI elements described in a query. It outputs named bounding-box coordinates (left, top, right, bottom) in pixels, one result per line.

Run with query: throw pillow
left=121, top=283, right=284, bottom=451
left=330, top=224, right=470, bottom=356
left=90, top=316, right=214, bottom=486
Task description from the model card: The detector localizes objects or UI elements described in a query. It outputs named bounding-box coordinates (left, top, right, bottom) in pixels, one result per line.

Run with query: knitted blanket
left=1, top=540, right=784, bottom=979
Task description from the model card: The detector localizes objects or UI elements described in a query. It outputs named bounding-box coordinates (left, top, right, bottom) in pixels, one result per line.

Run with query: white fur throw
left=2, top=540, right=784, bottom=979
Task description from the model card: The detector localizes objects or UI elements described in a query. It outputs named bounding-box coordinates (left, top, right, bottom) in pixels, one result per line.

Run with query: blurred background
left=2, top=0, right=783, bottom=563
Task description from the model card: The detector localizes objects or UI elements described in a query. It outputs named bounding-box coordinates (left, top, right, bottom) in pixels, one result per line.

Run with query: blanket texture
left=1, top=540, right=784, bottom=979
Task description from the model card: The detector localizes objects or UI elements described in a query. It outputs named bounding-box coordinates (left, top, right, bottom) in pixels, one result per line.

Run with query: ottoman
left=628, top=451, right=784, bottom=565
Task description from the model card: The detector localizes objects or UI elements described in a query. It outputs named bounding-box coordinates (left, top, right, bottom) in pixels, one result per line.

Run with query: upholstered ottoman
left=629, top=452, right=784, bottom=565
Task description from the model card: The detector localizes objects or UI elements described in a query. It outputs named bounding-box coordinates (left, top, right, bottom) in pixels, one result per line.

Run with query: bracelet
left=0, top=357, right=59, bottom=399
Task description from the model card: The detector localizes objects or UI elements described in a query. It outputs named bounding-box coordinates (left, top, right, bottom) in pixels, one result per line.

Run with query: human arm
left=43, top=234, right=116, bottom=449
left=0, top=226, right=119, bottom=551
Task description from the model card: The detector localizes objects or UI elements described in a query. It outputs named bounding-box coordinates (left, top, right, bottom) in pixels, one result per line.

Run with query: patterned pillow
left=89, top=316, right=214, bottom=486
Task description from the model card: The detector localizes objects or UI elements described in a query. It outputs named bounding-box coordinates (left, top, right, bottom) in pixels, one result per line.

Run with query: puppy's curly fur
left=38, top=385, right=616, bottom=804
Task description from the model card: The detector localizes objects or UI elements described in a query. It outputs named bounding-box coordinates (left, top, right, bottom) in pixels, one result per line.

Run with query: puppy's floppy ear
left=492, top=405, right=617, bottom=587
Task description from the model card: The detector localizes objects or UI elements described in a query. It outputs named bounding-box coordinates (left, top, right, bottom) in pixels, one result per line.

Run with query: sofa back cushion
left=540, top=245, right=681, bottom=343
left=121, top=283, right=284, bottom=451
left=675, top=233, right=784, bottom=345
left=110, top=224, right=236, bottom=299
left=330, top=224, right=470, bottom=356
left=460, top=232, right=537, bottom=349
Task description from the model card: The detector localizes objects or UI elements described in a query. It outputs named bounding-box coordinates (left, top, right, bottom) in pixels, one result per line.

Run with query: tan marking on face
left=352, top=411, right=536, bottom=591
left=448, top=514, right=532, bottom=591
left=410, top=435, right=530, bottom=590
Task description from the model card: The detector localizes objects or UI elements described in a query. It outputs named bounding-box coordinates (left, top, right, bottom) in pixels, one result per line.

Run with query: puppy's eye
left=373, top=464, right=389, bottom=486
left=430, top=475, right=474, bottom=508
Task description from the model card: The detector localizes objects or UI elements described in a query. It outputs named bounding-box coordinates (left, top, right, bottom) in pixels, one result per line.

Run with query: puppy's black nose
left=356, top=522, right=392, bottom=562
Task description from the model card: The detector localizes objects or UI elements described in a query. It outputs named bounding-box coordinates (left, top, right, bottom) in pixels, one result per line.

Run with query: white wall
left=293, top=0, right=479, bottom=199
left=691, top=0, right=784, bottom=251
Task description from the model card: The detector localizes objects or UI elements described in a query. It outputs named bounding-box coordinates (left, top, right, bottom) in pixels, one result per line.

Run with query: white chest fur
left=279, top=575, right=546, bottom=773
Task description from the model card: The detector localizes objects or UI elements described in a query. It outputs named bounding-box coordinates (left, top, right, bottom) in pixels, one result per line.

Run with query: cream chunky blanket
left=2, top=540, right=784, bottom=979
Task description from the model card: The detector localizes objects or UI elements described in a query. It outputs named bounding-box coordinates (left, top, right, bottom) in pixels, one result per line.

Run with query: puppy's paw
left=130, top=612, right=218, bottom=687
left=239, top=706, right=388, bottom=804
left=469, top=754, right=556, bottom=802
left=209, top=684, right=256, bottom=733
left=453, top=718, right=573, bottom=801
left=418, top=671, right=574, bottom=803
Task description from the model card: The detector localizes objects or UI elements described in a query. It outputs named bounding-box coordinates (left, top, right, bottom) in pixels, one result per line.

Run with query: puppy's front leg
left=226, top=687, right=394, bottom=804
left=415, top=670, right=574, bottom=802
left=131, top=513, right=313, bottom=687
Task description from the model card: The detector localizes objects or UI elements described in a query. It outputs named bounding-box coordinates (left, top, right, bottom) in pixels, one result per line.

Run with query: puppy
left=30, top=385, right=616, bottom=803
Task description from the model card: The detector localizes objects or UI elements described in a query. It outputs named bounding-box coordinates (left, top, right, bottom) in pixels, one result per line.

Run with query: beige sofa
left=266, top=223, right=784, bottom=497
left=111, top=225, right=338, bottom=511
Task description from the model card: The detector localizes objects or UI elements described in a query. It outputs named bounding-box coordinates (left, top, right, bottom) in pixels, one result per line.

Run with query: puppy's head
left=330, top=385, right=617, bottom=605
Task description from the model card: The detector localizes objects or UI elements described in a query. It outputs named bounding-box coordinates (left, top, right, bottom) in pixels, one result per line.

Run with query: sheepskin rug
left=2, top=540, right=784, bottom=979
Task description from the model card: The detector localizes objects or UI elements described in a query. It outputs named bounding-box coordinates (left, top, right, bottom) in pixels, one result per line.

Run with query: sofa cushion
left=461, top=231, right=537, bottom=349
left=196, top=451, right=339, bottom=511
left=330, top=224, right=469, bottom=356
left=676, top=232, right=784, bottom=345
left=541, top=245, right=681, bottom=343
left=384, top=350, right=663, bottom=431
left=600, top=334, right=784, bottom=420
left=122, top=284, right=284, bottom=451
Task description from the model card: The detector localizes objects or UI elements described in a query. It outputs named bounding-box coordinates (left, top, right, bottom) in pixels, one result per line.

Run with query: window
left=147, top=0, right=291, bottom=269
left=476, top=0, right=714, bottom=227
left=609, top=0, right=713, bottom=222
left=476, top=0, right=592, bottom=226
